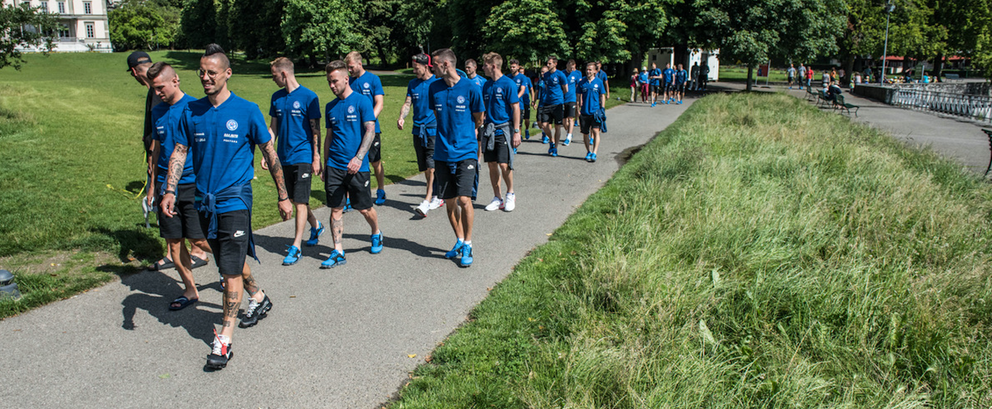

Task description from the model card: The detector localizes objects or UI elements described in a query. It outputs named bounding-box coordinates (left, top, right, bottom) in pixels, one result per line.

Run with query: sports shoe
left=590, top=136, right=594, bottom=144
left=429, top=197, right=444, bottom=210
left=375, top=189, right=386, bottom=205
left=320, top=250, right=347, bottom=269
left=503, top=193, right=515, bottom=212
left=239, top=294, right=272, bottom=328
left=415, top=200, right=431, bottom=217
left=460, top=243, right=473, bottom=267
left=590, top=153, right=597, bottom=162
left=525, top=129, right=530, bottom=140
left=549, top=143, right=558, bottom=157
left=371, top=232, right=384, bottom=254
left=677, top=101, right=683, bottom=105
left=445, top=240, right=464, bottom=259
left=542, top=134, right=549, bottom=144
left=343, top=198, right=353, bottom=213
left=283, top=245, right=301, bottom=266
left=305, top=221, right=324, bottom=247
left=562, top=134, right=572, bottom=146
left=484, top=196, right=502, bottom=211
left=207, top=330, right=232, bottom=369
left=651, top=102, right=656, bottom=107
left=585, top=152, right=592, bottom=161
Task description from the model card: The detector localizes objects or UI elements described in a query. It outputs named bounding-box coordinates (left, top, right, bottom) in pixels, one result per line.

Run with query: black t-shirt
left=143, top=87, right=163, bottom=156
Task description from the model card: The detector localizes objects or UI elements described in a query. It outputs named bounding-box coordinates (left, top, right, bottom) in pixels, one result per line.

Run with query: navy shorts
left=198, top=209, right=250, bottom=276
left=283, top=163, right=313, bottom=205
left=155, top=181, right=205, bottom=240
left=324, top=167, right=373, bottom=210
left=435, top=159, right=478, bottom=200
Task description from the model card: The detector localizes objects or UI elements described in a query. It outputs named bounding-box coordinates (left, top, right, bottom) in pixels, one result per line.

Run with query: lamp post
left=881, top=2, right=895, bottom=84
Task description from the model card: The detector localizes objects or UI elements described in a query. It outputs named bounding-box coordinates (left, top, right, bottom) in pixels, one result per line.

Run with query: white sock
left=464, top=241, right=472, bottom=246
left=566, top=133, right=572, bottom=139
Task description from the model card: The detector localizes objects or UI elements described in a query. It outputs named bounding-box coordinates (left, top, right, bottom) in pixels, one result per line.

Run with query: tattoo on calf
left=332, top=216, right=343, bottom=245
left=243, top=274, right=259, bottom=296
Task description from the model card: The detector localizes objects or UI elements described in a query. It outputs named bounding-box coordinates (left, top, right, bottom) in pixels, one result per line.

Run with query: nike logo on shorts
left=234, top=231, right=245, bottom=238
left=302, top=173, right=310, bottom=179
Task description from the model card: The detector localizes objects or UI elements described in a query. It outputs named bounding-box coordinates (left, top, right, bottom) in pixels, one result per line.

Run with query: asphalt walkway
left=0, top=98, right=695, bottom=408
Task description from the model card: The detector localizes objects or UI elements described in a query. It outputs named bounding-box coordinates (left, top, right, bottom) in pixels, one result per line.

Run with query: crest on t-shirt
left=363, top=83, right=370, bottom=89
left=226, top=119, right=238, bottom=131
left=456, top=96, right=465, bottom=104
left=293, top=101, right=301, bottom=109
left=347, top=105, right=356, bottom=114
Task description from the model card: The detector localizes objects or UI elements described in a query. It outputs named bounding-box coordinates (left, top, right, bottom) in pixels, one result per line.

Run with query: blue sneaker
left=525, top=129, right=530, bottom=140
left=460, top=243, right=473, bottom=267
left=375, top=189, right=386, bottom=206
left=370, top=232, right=383, bottom=254
left=542, top=134, right=549, bottom=144
left=445, top=240, right=464, bottom=259
left=590, top=153, right=597, bottom=162
left=305, top=222, right=324, bottom=247
left=343, top=198, right=353, bottom=213
left=320, top=250, right=347, bottom=269
left=283, top=245, right=301, bottom=266
left=548, top=143, right=557, bottom=157
left=513, top=147, right=517, bottom=154
left=590, top=136, right=594, bottom=144
left=651, top=102, right=656, bottom=107
left=677, top=101, right=683, bottom=105
left=585, top=152, right=592, bottom=161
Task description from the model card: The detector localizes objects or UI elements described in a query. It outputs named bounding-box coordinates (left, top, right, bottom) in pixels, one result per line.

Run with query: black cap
left=126, top=51, right=152, bottom=71
left=412, top=53, right=432, bottom=68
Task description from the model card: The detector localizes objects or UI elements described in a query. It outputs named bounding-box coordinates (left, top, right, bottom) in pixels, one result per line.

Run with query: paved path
left=0, top=99, right=694, bottom=408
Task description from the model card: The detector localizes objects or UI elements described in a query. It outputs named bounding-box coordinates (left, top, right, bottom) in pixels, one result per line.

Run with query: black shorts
left=579, top=114, right=601, bottom=134
left=520, top=102, right=531, bottom=120
left=676, top=83, right=686, bottom=93
left=412, top=128, right=436, bottom=172
left=283, top=163, right=313, bottom=205
left=483, top=133, right=511, bottom=164
left=650, top=84, right=660, bottom=94
left=564, top=102, right=576, bottom=119
left=368, top=133, right=382, bottom=163
left=155, top=181, right=204, bottom=240
left=324, top=167, right=373, bottom=210
left=198, top=209, right=250, bottom=276
left=435, top=159, right=478, bottom=200
left=538, top=104, right=564, bottom=125
left=666, top=84, right=675, bottom=94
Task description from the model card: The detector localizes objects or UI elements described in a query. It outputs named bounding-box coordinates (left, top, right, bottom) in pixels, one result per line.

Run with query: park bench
left=816, top=89, right=831, bottom=108
left=833, top=94, right=860, bottom=117
left=945, top=73, right=960, bottom=80
left=984, top=129, right=992, bottom=175
left=805, top=86, right=816, bottom=102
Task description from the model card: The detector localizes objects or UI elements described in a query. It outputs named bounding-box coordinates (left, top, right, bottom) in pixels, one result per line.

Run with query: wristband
left=279, top=197, right=290, bottom=202
left=164, top=189, right=176, bottom=196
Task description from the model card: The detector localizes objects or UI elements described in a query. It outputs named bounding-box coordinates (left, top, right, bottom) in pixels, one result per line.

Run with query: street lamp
left=880, top=2, right=895, bottom=84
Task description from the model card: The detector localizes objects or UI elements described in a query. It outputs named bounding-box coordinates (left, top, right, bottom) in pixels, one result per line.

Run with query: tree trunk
left=746, top=67, right=754, bottom=91
left=934, top=51, right=944, bottom=82
left=843, top=54, right=856, bottom=87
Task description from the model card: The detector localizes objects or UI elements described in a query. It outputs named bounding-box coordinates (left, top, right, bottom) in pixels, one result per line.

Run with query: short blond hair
left=344, top=51, right=363, bottom=64
left=270, top=57, right=294, bottom=73
left=482, top=52, right=503, bottom=68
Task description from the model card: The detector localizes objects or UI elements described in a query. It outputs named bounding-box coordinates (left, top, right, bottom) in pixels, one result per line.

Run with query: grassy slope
left=392, top=93, right=992, bottom=408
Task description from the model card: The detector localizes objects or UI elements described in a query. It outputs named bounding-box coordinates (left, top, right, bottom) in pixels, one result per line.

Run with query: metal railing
left=892, top=88, right=992, bottom=123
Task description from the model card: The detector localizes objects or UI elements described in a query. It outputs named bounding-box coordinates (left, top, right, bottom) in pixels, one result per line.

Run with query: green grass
left=720, top=66, right=790, bottom=83
left=390, top=92, right=992, bottom=407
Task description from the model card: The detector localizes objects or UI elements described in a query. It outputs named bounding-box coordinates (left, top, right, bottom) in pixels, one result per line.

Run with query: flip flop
left=168, top=296, right=198, bottom=311
left=190, top=255, right=209, bottom=269
left=152, top=257, right=175, bottom=271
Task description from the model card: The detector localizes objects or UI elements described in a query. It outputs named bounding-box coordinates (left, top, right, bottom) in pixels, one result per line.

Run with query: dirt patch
left=616, top=143, right=645, bottom=166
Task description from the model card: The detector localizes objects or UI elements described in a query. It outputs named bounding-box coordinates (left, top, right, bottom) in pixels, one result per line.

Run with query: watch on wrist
left=514, top=129, right=520, bottom=133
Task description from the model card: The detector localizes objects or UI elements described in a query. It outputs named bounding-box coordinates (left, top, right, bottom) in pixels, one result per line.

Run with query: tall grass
left=392, top=93, right=992, bottom=408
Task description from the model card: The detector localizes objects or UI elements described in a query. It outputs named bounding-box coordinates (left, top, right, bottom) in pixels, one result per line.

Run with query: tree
left=109, top=0, right=179, bottom=51
left=229, top=0, right=285, bottom=60
left=482, top=0, right=570, bottom=64
left=0, top=3, right=58, bottom=70
left=177, top=0, right=215, bottom=49
left=282, top=0, right=366, bottom=63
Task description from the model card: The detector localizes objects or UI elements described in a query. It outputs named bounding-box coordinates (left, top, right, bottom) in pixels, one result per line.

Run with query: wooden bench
left=833, top=94, right=859, bottom=117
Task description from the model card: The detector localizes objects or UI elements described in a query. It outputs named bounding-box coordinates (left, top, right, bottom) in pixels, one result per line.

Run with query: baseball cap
left=126, top=51, right=152, bottom=71
left=412, top=53, right=432, bottom=67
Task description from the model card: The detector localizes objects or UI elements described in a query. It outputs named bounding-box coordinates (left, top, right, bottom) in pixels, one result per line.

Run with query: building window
left=40, top=1, right=48, bottom=12
left=58, top=23, right=69, bottom=38
left=83, top=1, right=91, bottom=14
left=85, top=23, right=94, bottom=38
left=58, top=1, right=65, bottom=13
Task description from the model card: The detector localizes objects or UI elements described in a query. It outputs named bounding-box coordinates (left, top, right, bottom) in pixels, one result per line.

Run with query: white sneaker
left=503, top=193, right=515, bottom=212
left=484, top=196, right=502, bottom=211
left=415, top=200, right=430, bottom=217
left=429, top=196, right=444, bottom=210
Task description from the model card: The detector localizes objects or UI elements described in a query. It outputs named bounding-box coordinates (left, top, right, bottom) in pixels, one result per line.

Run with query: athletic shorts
left=650, top=84, right=660, bottom=94
left=677, top=83, right=686, bottom=93
left=324, top=167, right=373, bottom=211
left=666, top=84, right=676, bottom=94
left=483, top=132, right=511, bottom=164
left=368, top=133, right=382, bottom=163
left=435, top=159, right=478, bottom=200
left=283, top=163, right=313, bottom=205
left=412, top=128, right=436, bottom=172
left=579, top=114, right=601, bottom=134
left=564, top=102, right=576, bottom=119
left=537, top=104, right=564, bottom=125
left=198, top=209, right=250, bottom=276
left=520, top=101, right=531, bottom=121
left=155, top=181, right=204, bottom=240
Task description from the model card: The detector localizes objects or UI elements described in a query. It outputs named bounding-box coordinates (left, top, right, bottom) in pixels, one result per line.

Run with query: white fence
left=892, top=88, right=992, bottom=123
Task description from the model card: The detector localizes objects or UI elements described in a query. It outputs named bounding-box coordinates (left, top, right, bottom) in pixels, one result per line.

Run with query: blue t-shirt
left=513, top=73, right=532, bottom=103
left=152, top=93, right=197, bottom=185
left=541, top=70, right=567, bottom=105
left=663, top=68, right=675, bottom=85
left=428, top=78, right=485, bottom=162
left=596, top=70, right=608, bottom=85
left=349, top=71, right=384, bottom=133
left=638, top=71, right=649, bottom=84
left=270, top=85, right=320, bottom=166
left=577, top=77, right=606, bottom=116
left=482, top=75, right=520, bottom=126
left=176, top=93, right=270, bottom=214
left=564, top=70, right=582, bottom=103
left=467, top=75, right=487, bottom=90
left=650, top=68, right=662, bottom=86
left=676, top=69, right=688, bottom=84
left=324, top=92, right=376, bottom=172
left=535, top=77, right=545, bottom=107
left=406, top=75, right=439, bottom=133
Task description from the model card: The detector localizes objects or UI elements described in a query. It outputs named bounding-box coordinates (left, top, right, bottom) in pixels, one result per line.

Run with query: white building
left=648, top=47, right=720, bottom=81
left=4, top=0, right=112, bottom=52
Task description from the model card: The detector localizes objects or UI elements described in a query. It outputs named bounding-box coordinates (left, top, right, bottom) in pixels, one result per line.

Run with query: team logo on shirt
left=226, top=119, right=238, bottom=131
left=293, top=101, right=301, bottom=109
left=456, top=96, right=465, bottom=104
left=347, top=105, right=356, bottom=114
left=363, top=83, right=370, bottom=89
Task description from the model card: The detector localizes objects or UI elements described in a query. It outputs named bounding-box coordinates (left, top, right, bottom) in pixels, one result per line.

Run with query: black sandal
left=152, top=257, right=175, bottom=271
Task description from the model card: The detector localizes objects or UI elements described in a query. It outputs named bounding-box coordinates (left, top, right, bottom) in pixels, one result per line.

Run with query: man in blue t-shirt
left=145, top=62, right=210, bottom=312
left=465, top=59, right=488, bottom=90
left=539, top=56, right=568, bottom=157
left=398, top=53, right=443, bottom=217
left=675, top=63, right=688, bottom=104
left=648, top=63, right=662, bottom=106
left=533, top=66, right=548, bottom=143
left=428, top=48, right=485, bottom=268
left=267, top=57, right=322, bottom=266
left=596, top=61, right=610, bottom=100
left=480, top=52, right=521, bottom=214
left=509, top=60, right=534, bottom=139
left=562, top=59, right=583, bottom=146
left=320, top=60, right=385, bottom=270
left=662, top=63, right=676, bottom=104
left=161, top=45, right=291, bottom=370
left=346, top=52, right=388, bottom=205
left=577, top=62, right=607, bottom=163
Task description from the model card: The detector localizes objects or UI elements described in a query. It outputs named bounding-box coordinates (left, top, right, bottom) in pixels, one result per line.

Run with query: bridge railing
left=892, top=88, right=992, bottom=123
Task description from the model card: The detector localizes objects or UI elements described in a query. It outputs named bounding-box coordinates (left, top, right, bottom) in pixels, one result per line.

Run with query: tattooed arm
left=160, top=143, right=188, bottom=218
left=259, top=140, right=292, bottom=220
left=310, top=118, right=322, bottom=176
left=347, top=121, right=376, bottom=174
left=397, top=96, right=412, bottom=130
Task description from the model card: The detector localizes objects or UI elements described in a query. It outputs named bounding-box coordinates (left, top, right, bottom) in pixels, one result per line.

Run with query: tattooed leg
left=241, top=262, right=261, bottom=300
left=219, top=274, right=243, bottom=339
left=331, top=208, right=344, bottom=253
